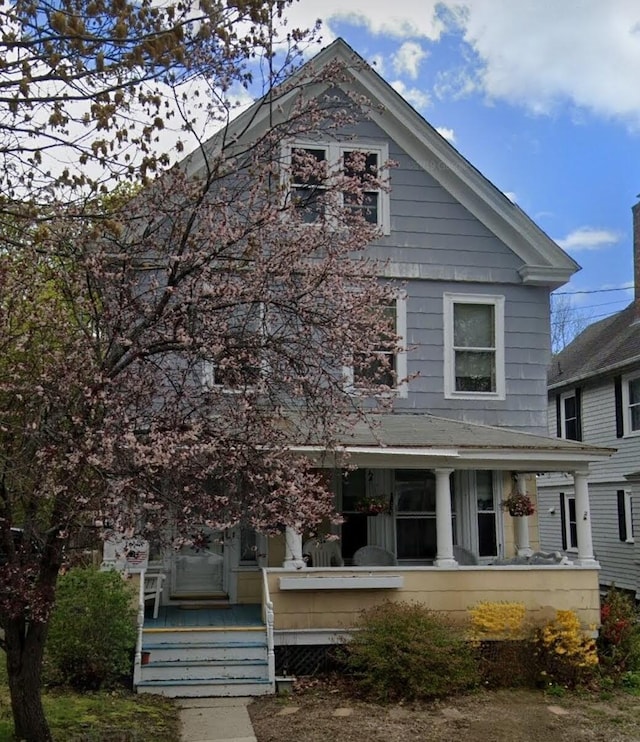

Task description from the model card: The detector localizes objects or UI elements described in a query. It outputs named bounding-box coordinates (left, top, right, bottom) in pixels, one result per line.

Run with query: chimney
left=634, top=199, right=640, bottom=304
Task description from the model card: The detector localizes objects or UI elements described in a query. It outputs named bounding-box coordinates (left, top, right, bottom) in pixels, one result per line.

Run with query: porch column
left=434, top=468, right=457, bottom=568
left=515, top=474, right=533, bottom=557
left=573, top=469, right=598, bottom=567
left=283, top=526, right=305, bottom=569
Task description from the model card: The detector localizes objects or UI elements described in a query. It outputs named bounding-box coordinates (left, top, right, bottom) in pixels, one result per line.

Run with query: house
left=124, top=38, right=613, bottom=698
left=538, top=200, right=640, bottom=598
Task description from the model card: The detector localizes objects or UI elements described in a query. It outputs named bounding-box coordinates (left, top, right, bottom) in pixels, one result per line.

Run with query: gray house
left=539, top=200, right=640, bottom=597
left=132, top=39, right=613, bottom=697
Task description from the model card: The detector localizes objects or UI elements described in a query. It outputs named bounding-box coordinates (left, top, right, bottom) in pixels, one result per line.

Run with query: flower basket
left=356, top=496, right=390, bottom=515
left=501, top=491, right=535, bottom=517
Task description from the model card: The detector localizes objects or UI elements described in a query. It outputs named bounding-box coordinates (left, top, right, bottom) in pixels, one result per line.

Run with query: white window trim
left=563, top=494, right=578, bottom=552
left=621, top=489, right=635, bottom=544
left=560, top=390, right=578, bottom=440
left=443, top=293, right=505, bottom=400
left=621, top=373, right=640, bottom=437
left=284, top=140, right=390, bottom=235
left=343, top=292, right=408, bottom=398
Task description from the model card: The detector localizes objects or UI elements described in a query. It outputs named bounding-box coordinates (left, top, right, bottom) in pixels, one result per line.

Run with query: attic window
left=343, top=150, right=380, bottom=224
left=291, top=147, right=328, bottom=223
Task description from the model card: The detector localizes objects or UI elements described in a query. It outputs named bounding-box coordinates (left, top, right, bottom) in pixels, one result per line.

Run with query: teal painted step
left=137, top=677, right=273, bottom=698
left=142, top=659, right=268, bottom=681
left=142, top=641, right=267, bottom=663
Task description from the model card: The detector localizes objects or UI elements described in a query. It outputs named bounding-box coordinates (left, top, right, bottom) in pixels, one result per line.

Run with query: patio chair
left=142, top=570, right=166, bottom=619
left=453, top=545, right=478, bottom=565
left=303, top=539, right=344, bottom=567
left=353, top=545, right=397, bottom=566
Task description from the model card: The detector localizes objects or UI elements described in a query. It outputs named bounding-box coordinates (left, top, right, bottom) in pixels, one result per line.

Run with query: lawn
left=0, top=660, right=179, bottom=742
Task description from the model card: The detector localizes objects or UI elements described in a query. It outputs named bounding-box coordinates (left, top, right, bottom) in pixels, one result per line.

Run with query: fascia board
left=548, top=355, right=640, bottom=391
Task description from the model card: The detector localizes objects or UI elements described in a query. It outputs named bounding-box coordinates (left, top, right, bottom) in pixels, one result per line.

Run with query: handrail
left=261, top=567, right=275, bottom=688
left=132, top=570, right=145, bottom=687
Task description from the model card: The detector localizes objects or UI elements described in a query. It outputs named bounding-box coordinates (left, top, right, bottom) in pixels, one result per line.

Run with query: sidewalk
left=178, top=697, right=257, bottom=742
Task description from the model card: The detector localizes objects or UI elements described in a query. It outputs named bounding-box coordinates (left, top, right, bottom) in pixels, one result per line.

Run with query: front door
left=170, top=529, right=228, bottom=598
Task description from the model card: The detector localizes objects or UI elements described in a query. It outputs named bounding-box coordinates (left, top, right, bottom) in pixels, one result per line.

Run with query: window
left=476, top=471, right=498, bottom=558
left=556, top=389, right=582, bottom=440
left=339, top=469, right=368, bottom=562
left=286, top=141, right=390, bottom=233
left=620, top=374, right=640, bottom=436
left=617, top=489, right=634, bottom=543
left=345, top=294, right=407, bottom=397
left=560, top=493, right=578, bottom=551
left=443, top=293, right=505, bottom=399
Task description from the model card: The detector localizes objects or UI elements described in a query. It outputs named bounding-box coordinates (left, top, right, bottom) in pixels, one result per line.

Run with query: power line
left=553, top=286, right=632, bottom=296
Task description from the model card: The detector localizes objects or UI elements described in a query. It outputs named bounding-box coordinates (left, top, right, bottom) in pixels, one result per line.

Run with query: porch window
left=476, top=471, right=497, bottom=557
left=340, top=469, right=368, bottom=562
left=394, top=470, right=454, bottom=561
left=443, top=293, right=505, bottom=400
left=239, top=527, right=258, bottom=564
left=560, top=492, right=578, bottom=550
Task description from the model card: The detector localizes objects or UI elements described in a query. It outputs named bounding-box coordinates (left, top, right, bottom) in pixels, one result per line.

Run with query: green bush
left=598, top=586, right=640, bottom=681
left=342, top=601, right=479, bottom=702
left=45, top=568, right=137, bottom=690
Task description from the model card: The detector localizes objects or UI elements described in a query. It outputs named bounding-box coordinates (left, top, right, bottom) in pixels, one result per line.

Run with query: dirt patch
left=249, top=686, right=640, bottom=742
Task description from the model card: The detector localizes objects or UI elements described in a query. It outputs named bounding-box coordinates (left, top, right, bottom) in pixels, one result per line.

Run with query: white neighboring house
left=538, top=200, right=640, bottom=597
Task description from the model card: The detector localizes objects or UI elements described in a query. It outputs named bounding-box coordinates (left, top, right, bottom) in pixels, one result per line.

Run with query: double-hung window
left=617, top=489, right=634, bottom=543
left=344, top=293, right=407, bottom=397
left=556, top=389, right=582, bottom=440
left=443, top=293, right=505, bottom=399
left=560, top=493, right=578, bottom=551
left=286, top=141, right=390, bottom=233
left=620, top=374, right=640, bottom=436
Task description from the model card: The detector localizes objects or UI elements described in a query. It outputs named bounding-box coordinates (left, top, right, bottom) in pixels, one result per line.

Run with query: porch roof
left=292, top=413, right=614, bottom=471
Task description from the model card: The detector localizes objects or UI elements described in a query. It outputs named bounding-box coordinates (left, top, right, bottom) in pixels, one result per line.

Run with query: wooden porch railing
left=261, top=567, right=276, bottom=688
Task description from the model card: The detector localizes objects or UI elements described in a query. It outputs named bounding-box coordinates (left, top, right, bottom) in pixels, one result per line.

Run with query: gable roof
left=548, top=301, right=640, bottom=389
left=185, top=38, right=579, bottom=289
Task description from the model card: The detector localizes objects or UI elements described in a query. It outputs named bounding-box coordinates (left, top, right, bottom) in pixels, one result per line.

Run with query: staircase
left=136, top=624, right=273, bottom=698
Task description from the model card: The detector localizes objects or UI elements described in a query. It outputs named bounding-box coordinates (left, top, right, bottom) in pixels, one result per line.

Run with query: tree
left=550, top=292, right=591, bottom=354
left=0, top=7, right=396, bottom=740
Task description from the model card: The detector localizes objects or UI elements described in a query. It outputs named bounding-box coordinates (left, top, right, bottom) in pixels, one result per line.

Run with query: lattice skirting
left=275, top=644, right=340, bottom=676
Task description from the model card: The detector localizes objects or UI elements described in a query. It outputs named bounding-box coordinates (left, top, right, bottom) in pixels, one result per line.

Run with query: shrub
left=468, top=601, right=533, bottom=687
left=45, top=567, right=137, bottom=690
left=598, top=586, right=640, bottom=680
left=535, top=609, right=598, bottom=688
left=342, top=601, right=479, bottom=702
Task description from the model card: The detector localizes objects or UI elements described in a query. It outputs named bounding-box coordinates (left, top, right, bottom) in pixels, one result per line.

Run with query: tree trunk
left=5, top=618, right=52, bottom=742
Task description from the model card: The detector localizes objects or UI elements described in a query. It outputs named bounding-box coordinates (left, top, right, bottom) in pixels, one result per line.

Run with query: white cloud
left=435, top=126, right=456, bottom=143
left=555, top=227, right=621, bottom=252
left=503, top=191, right=517, bottom=203
left=391, top=80, right=431, bottom=110
left=393, top=41, right=428, bottom=79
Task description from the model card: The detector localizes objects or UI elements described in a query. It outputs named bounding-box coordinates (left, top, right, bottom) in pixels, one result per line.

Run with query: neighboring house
left=124, top=39, right=613, bottom=698
left=538, top=200, right=640, bottom=598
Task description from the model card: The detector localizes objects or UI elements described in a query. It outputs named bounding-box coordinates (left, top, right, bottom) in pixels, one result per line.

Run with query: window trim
left=621, top=373, right=640, bottom=437
left=443, top=293, right=505, bottom=400
left=560, top=492, right=578, bottom=552
left=559, top=389, right=581, bottom=441
left=284, top=140, right=390, bottom=235
left=343, top=292, right=407, bottom=398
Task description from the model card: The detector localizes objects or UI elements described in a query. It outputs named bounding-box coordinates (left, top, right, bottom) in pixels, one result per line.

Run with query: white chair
left=143, top=570, right=166, bottom=619
left=303, top=539, right=344, bottom=567
left=353, top=545, right=397, bottom=566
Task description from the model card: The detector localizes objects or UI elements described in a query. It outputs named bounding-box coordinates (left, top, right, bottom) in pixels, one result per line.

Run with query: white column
left=434, top=468, right=457, bottom=568
left=515, top=474, right=533, bottom=557
left=283, top=526, right=305, bottom=569
left=573, top=469, right=598, bottom=567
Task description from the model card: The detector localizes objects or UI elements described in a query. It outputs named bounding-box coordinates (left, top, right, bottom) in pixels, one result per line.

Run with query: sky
left=275, top=0, right=640, bottom=326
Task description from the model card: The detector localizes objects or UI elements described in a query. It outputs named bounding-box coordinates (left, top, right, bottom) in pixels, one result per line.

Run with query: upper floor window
left=443, top=293, right=505, bottom=400
left=286, top=141, right=390, bottom=234
left=556, top=389, right=582, bottom=441
left=621, top=374, right=640, bottom=436
left=344, top=293, right=407, bottom=398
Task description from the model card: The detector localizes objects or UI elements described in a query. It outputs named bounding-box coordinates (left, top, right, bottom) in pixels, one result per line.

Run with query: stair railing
left=261, top=567, right=276, bottom=688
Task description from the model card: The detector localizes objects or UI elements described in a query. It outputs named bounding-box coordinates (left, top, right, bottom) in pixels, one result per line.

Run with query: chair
left=353, top=545, right=397, bottom=566
left=303, top=539, right=344, bottom=567
left=143, top=570, right=166, bottom=619
left=453, top=545, right=478, bottom=565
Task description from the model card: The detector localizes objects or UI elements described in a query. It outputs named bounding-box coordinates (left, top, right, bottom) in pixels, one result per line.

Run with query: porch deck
left=144, top=603, right=262, bottom=629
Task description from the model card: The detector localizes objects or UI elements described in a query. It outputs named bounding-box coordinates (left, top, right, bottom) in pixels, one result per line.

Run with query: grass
left=0, top=658, right=180, bottom=742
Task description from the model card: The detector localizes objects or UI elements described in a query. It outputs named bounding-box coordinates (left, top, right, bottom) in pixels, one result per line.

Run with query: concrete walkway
left=178, top=698, right=257, bottom=742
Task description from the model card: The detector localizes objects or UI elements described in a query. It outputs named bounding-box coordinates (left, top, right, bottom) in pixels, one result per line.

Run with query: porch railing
left=132, top=572, right=145, bottom=687
left=261, top=567, right=276, bottom=687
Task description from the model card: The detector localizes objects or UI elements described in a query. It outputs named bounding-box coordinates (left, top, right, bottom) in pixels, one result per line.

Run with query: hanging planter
left=356, top=496, right=391, bottom=515
left=502, top=491, right=535, bottom=517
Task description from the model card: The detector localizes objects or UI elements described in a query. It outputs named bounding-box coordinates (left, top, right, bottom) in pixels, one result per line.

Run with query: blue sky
left=279, top=0, right=640, bottom=325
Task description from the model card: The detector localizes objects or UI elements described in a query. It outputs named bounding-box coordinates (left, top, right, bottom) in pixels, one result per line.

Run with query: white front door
left=170, top=529, right=229, bottom=598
